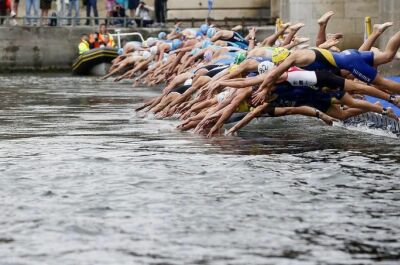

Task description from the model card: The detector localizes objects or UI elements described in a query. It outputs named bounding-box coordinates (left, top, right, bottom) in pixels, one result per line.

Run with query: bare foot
left=231, top=25, right=242, bottom=31
left=373, top=22, right=393, bottom=34
left=297, top=44, right=310, bottom=50
left=386, top=107, right=398, bottom=120
left=319, top=38, right=340, bottom=49
left=318, top=11, right=334, bottom=25
left=281, top=22, right=291, bottom=29
left=327, top=33, right=344, bottom=40
left=294, top=37, right=310, bottom=44
left=289, top=23, right=305, bottom=32
left=330, top=46, right=341, bottom=52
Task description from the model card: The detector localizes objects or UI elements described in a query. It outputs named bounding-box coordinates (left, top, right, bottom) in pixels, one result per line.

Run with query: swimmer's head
left=229, top=64, right=239, bottom=74
left=272, top=47, right=290, bottom=64
left=202, top=39, right=212, bottom=49
left=200, top=24, right=209, bottom=35
left=172, top=39, right=183, bottom=50
left=146, top=37, right=157, bottom=47
left=207, top=28, right=217, bottom=38
left=142, top=50, right=151, bottom=60
left=234, top=51, right=247, bottom=65
left=191, top=47, right=201, bottom=56
left=204, top=50, right=214, bottom=62
left=158, top=32, right=167, bottom=40
left=258, top=60, right=275, bottom=74
left=150, top=46, right=158, bottom=55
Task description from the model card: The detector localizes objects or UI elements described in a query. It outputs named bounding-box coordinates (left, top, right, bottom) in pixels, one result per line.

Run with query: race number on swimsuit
left=286, top=67, right=317, bottom=87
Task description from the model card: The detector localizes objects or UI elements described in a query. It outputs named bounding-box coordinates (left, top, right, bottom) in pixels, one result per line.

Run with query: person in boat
left=98, top=23, right=115, bottom=47
left=78, top=34, right=90, bottom=55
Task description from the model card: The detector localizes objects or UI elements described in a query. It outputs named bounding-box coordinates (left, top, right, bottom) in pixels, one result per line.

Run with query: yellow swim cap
left=229, top=64, right=239, bottom=74
left=272, top=47, right=290, bottom=64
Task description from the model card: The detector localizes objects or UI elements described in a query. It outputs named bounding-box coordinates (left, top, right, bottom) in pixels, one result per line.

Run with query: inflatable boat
left=72, top=48, right=119, bottom=76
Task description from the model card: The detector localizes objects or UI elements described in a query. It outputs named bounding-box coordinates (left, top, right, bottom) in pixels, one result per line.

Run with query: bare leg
left=326, top=105, right=365, bottom=120
left=261, top=23, right=290, bottom=46
left=316, top=11, right=335, bottom=46
left=281, top=23, right=305, bottom=47
left=359, top=22, right=393, bottom=51
left=373, top=75, right=400, bottom=94
left=373, top=31, right=400, bottom=66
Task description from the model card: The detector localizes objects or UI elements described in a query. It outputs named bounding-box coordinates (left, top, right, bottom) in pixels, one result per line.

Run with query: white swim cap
left=184, top=78, right=193, bottom=86
left=258, top=60, right=275, bottom=74
left=150, top=46, right=158, bottom=55
left=147, top=37, right=157, bottom=47
left=142, top=51, right=151, bottom=60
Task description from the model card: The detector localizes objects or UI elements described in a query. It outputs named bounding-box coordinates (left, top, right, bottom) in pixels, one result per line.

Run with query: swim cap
left=258, top=60, right=275, bottom=74
left=229, top=64, right=239, bottom=74
left=184, top=78, right=193, bottom=86
left=204, top=50, right=213, bottom=62
left=272, top=47, right=290, bottom=64
left=202, top=39, right=212, bottom=49
left=158, top=32, right=167, bottom=40
left=146, top=37, right=157, bottom=47
left=207, top=28, right=217, bottom=38
left=182, top=29, right=196, bottom=39
left=117, top=48, right=124, bottom=55
left=191, top=47, right=200, bottom=56
left=234, top=52, right=246, bottom=65
left=172, top=39, right=183, bottom=50
left=150, top=46, right=158, bottom=55
left=142, top=51, right=151, bottom=60
left=200, top=24, right=209, bottom=35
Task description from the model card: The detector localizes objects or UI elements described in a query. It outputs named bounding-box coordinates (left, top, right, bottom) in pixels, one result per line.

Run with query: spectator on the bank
left=127, top=0, right=138, bottom=18
left=154, top=0, right=166, bottom=26
left=135, top=1, right=153, bottom=27
left=111, top=3, right=127, bottom=25
left=10, top=0, right=19, bottom=25
left=85, top=0, right=98, bottom=25
left=40, top=0, right=52, bottom=25
left=67, top=0, right=80, bottom=25
left=0, top=0, right=11, bottom=25
left=25, top=0, right=39, bottom=25
left=78, top=34, right=90, bottom=54
left=105, top=0, right=115, bottom=24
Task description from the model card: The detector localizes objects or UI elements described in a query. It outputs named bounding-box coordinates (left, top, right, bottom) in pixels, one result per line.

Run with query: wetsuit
left=225, top=32, right=249, bottom=50
left=303, top=48, right=377, bottom=84
left=284, top=67, right=345, bottom=100
left=269, top=83, right=338, bottom=113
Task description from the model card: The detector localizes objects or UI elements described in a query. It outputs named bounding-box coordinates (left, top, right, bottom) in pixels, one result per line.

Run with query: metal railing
left=0, top=15, right=154, bottom=28
left=111, top=30, right=145, bottom=48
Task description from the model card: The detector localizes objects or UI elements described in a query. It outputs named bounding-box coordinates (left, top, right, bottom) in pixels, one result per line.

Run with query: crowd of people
left=0, top=0, right=166, bottom=27
left=100, top=12, right=400, bottom=137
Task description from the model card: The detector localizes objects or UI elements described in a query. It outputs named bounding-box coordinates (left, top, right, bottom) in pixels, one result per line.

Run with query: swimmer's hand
left=252, top=89, right=268, bottom=105
left=319, top=112, right=338, bottom=126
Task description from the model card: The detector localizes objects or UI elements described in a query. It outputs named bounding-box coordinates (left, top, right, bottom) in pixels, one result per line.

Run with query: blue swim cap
left=207, top=28, right=216, bottom=38
left=191, top=47, right=200, bottom=56
left=200, top=24, right=209, bottom=35
left=172, top=39, right=183, bottom=50
left=158, top=32, right=167, bottom=40
left=118, top=48, right=124, bottom=55
left=202, top=39, right=212, bottom=49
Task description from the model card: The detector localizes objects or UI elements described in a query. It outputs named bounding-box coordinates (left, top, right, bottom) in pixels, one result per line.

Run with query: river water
left=0, top=74, right=399, bottom=265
